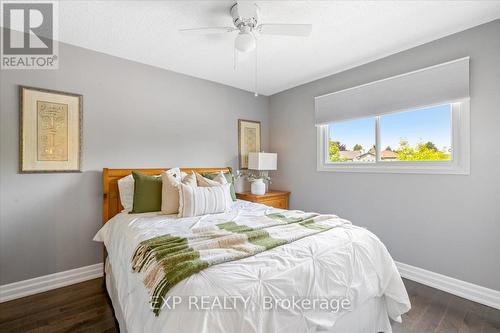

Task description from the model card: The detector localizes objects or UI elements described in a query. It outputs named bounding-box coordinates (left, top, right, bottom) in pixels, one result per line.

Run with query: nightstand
left=236, top=190, right=290, bottom=209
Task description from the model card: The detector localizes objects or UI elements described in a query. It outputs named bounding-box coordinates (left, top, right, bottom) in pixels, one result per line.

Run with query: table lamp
left=248, top=152, right=277, bottom=195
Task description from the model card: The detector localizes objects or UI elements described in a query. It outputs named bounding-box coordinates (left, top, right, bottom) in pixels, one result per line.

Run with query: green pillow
left=203, top=171, right=236, bottom=201
left=131, top=171, right=162, bottom=213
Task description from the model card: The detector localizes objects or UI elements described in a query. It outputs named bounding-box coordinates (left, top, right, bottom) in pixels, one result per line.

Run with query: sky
left=329, top=104, right=452, bottom=152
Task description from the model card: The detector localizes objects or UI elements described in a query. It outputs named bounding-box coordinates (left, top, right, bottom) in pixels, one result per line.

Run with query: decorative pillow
left=182, top=172, right=197, bottom=186
left=119, top=168, right=181, bottom=212
left=196, top=171, right=227, bottom=187
left=178, top=183, right=233, bottom=218
left=165, top=167, right=183, bottom=181
left=118, top=174, right=134, bottom=212
left=202, top=171, right=236, bottom=201
left=161, top=171, right=197, bottom=215
left=131, top=171, right=163, bottom=213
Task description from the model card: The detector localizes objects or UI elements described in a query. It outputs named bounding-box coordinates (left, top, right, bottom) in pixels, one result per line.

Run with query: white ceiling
left=57, top=1, right=500, bottom=96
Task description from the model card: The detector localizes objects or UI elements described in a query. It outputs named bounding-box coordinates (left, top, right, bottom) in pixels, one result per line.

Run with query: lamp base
left=250, top=179, right=266, bottom=195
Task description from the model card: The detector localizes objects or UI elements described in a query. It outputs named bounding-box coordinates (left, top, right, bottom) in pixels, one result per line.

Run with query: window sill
left=317, top=162, right=469, bottom=175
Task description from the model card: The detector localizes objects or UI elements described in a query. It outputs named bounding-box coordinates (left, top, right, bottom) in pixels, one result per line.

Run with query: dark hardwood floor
left=0, top=278, right=118, bottom=333
left=393, top=279, right=500, bottom=333
left=0, top=278, right=498, bottom=333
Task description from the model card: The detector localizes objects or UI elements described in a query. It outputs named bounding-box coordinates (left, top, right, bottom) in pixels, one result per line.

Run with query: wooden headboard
left=102, top=167, right=232, bottom=224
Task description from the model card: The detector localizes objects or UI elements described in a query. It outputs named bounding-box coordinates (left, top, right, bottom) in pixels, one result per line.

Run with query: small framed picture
left=238, top=119, right=261, bottom=169
left=19, top=86, right=83, bottom=173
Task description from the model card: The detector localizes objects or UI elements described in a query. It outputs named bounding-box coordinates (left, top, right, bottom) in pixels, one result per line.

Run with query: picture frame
left=19, top=86, right=83, bottom=173
left=238, top=119, right=261, bottom=169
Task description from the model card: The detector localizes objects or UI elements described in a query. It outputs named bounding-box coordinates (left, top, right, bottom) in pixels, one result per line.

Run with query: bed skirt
left=105, top=259, right=394, bottom=333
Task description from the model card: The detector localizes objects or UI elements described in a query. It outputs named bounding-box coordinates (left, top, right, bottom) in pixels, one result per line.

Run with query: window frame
left=317, top=101, right=470, bottom=174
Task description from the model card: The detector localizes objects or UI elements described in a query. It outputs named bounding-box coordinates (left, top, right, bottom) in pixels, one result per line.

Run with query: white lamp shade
left=248, top=153, right=277, bottom=170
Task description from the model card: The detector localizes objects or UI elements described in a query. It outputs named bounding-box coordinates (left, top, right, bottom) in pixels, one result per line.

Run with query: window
left=379, top=104, right=452, bottom=162
left=318, top=102, right=470, bottom=174
left=328, top=118, right=375, bottom=163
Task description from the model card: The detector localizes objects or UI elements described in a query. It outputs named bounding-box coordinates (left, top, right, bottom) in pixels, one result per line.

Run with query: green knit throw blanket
left=131, top=211, right=347, bottom=315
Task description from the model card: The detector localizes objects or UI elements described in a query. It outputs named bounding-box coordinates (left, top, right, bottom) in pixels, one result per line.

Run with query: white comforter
left=94, top=200, right=410, bottom=333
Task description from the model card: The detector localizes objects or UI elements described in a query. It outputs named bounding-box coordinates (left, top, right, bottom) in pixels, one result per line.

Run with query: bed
left=95, top=168, right=410, bottom=333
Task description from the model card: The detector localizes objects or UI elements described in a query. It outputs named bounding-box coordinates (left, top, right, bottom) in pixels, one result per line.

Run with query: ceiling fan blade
left=179, top=27, right=237, bottom=35
left=257, top=24, right=312, bottom=37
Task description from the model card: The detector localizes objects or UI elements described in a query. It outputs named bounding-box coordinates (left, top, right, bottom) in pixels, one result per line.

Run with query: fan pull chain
left=254, top=34, right=258, bottom=97
left=234, top=47, right=238, bottom=71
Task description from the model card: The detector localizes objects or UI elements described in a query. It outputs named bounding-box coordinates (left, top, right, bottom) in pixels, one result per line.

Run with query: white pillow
left=161, top=171, right=197, bottom=215
left=117, top=168, right=182, bottom=212
left=165, top=167, right=183, bottom=182
left=117, top=174, right=134, bottom=212
left=178, top=183, right=233, bottom=218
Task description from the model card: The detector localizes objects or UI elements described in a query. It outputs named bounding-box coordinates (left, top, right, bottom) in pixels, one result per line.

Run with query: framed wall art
left=238, top=119, right=261, bottom=169
left=19, top=86, right=83, bottom=173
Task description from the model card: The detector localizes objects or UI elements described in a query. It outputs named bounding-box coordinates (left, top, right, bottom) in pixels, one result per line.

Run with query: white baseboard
left=0, top=263, right=103, bottom=303
left=1, top=260, right=499, bottom=310
left=396, top=261, right=500, bottom=310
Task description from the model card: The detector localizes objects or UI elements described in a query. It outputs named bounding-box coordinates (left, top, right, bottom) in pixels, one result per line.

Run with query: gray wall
left=0, top=42, right=269, bottom=285
left=269, top=20, right=500, bottom=290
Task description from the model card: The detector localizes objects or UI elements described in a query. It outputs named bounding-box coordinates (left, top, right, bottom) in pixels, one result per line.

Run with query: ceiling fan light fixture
left=235, top=31, right=255, bottom=53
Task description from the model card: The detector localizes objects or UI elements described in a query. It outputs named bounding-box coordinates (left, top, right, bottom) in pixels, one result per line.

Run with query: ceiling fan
left=179, top=1, right=312, bottom=96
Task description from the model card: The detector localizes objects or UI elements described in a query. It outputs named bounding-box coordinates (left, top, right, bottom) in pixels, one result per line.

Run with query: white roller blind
left=315, top=57, right=469, bottom=125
